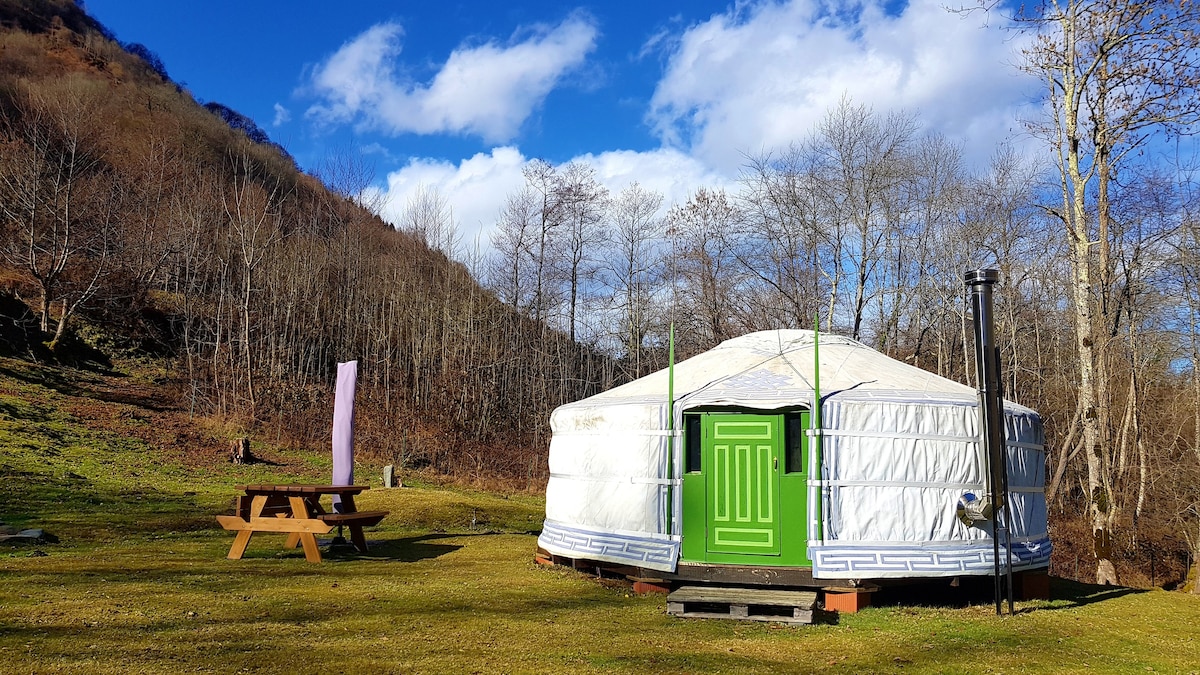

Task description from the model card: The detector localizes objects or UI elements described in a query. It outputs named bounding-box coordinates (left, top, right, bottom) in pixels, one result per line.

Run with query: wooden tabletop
left=235, top=484, right=369, bottom=495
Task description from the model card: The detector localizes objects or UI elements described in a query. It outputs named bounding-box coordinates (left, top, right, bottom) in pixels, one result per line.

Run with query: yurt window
left=684, top=414, right=701, bottom=473
left=784, top=412, right=807, bottom=474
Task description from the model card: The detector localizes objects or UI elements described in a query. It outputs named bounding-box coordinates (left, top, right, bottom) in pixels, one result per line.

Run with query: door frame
left=680, top=408, right=811, bottom=567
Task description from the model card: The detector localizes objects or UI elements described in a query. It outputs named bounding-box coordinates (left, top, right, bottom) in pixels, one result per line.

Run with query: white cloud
left=647, top=0, right=1039, bottom=171
left=308, top=22, right=402, bottom=122
left=272, top=103, right=291, bottom=127
left=370, top=146, right=729, bottom=259
left=371, top=147, right=529, bottom=251
left=358, top=142, right=395, bottom=160
left=575, top=147, right=730, bottom=212
left=305, top=15, right=599, bottom=143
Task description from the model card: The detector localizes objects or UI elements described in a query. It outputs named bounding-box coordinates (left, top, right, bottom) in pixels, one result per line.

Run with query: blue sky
left=81, top=0, right=1039, bottom=252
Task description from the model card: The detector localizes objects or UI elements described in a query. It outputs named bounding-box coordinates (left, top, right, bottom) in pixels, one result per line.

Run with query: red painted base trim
left=822, top=589, right=873, bottom=613
left=632, top=580, right=670, bottom=595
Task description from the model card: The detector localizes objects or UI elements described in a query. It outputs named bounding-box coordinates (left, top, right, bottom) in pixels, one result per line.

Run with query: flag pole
left=667, top=323, right=676, bottom=536
left=668, top=323, right=675, bottom=425
left=813, top=314, right=821, bottom=434
left=812, top=313, right=823, bottom=544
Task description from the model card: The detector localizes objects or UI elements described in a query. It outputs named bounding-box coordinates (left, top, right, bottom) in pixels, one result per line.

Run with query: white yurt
left=537, top=329, right=1050, bottom=579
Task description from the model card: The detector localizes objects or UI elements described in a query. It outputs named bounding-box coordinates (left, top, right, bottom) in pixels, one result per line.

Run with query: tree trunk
left=1189, top=517, right=1200, bottom=593
left=38, top=291, right=52, bottom=334
left=1054, top=2, right=1118, bottom=585
left=1070, top=232, right=1117, bottom=584
left=49, top=298, right=69, bottom=351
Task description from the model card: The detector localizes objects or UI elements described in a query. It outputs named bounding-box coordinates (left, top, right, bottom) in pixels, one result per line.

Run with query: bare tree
left=522, top=159, right=564, bottom=323
left=601, top=182, right=664, bottom=375
left=0, top=76, right=114, bottom=348
left=318, top=142, right=386, bottom=214
left=488, top=186, right=540, bottom=312
left=399, top=183, right=460, bottom=256
left=667, top=187, right=743, bottom=352
left=808, top=97, right=918, bottom=339
left=737, top=149, right=826, bottom=330
left=222, top=146, right=284, bottom=412
left=554, top=162, right=608, bottom=342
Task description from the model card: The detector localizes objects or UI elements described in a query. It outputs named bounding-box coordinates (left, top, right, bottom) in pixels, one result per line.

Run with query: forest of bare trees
left=1, top=0, right=1198, bottom=587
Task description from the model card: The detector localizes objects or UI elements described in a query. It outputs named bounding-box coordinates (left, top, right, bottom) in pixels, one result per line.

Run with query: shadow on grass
left=0, top=356, right=167, bottom=412
left=866, top=575, right=1147, bottom=614
left=0, top=359, right=91, bottom=397
left=870, top=576, right=1005, bottom=609
left=325, top=532, right=467, bottom=563
left=231, top=531, right=520, bottom=564
left=1045, top=576, right=1147, bottom=608
left=0, top=570, right=642, bottom=649
left=0, top=397, right=49, bottom=423
left=0, top=480, right=222, bottom=540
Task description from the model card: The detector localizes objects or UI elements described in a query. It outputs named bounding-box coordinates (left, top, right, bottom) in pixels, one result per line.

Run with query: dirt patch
left=62, top=373, right=229, bottom=468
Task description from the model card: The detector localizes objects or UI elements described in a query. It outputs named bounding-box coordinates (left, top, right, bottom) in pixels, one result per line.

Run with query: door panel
left=705, top=415, right=780, bottom=556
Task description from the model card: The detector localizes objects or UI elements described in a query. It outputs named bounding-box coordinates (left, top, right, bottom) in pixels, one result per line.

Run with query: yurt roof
left=557, top=329, right=987, bottom=413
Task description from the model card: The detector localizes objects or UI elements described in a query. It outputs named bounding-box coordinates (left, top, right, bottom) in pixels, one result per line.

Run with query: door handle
left=774, top=457, right=778, bottom=470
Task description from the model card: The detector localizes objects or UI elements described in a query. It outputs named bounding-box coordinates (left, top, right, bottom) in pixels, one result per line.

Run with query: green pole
left=813, top=314, right=821, bottom=430
left=812, top=314, right=823, bottom=543
left=668, top=323, right=675, bottom=427
left=666, top=323, right=676, bottom=536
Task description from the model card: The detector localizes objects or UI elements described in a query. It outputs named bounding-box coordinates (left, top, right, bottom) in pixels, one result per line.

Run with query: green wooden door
left=704, top=414, right=781, bottom=556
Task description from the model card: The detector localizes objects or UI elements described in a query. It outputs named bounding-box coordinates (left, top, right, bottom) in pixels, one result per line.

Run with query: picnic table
left=216, top=484, right=388, bottom=563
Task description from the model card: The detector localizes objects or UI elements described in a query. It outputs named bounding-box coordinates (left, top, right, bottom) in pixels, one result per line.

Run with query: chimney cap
left=964, top=268, right=1000, bottom=285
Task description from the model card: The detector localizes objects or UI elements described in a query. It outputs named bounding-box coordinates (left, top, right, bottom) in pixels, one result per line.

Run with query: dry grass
left=4, top=525, right=1200, bottom=674
left=3, top=357, right=1200, bottom=673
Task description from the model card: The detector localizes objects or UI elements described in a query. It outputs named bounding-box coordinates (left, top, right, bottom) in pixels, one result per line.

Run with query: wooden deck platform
left=534, top=549, right=821, bottom=587
left=535, top=549, right=1060, bottom=615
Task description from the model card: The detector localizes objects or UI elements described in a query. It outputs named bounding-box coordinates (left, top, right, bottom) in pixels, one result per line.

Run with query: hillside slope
left=0, top=0, right=614, bottom=484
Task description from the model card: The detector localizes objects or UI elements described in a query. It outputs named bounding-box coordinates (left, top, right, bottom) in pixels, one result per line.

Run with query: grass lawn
left=2, top=357, right=1200, bottom=673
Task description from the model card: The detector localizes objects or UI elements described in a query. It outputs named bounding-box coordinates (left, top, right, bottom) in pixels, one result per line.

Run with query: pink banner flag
left=331, top=360, right=357, bottom=512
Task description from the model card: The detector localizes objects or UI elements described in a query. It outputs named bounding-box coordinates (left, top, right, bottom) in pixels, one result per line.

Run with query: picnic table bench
left=216, top=484, right=388, bottom=563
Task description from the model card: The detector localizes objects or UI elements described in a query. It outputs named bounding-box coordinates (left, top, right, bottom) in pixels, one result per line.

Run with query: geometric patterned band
left=810, top=537, right=1052, bottom=578
left=538, top=521, right=679, bottom=572
left=540, top=519, right=1051, bottom=578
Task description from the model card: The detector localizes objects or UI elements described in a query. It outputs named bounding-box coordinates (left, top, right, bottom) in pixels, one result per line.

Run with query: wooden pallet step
left=667, top=586, right=818, bottom=624
left=668, top=586, right=818, bottom=606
